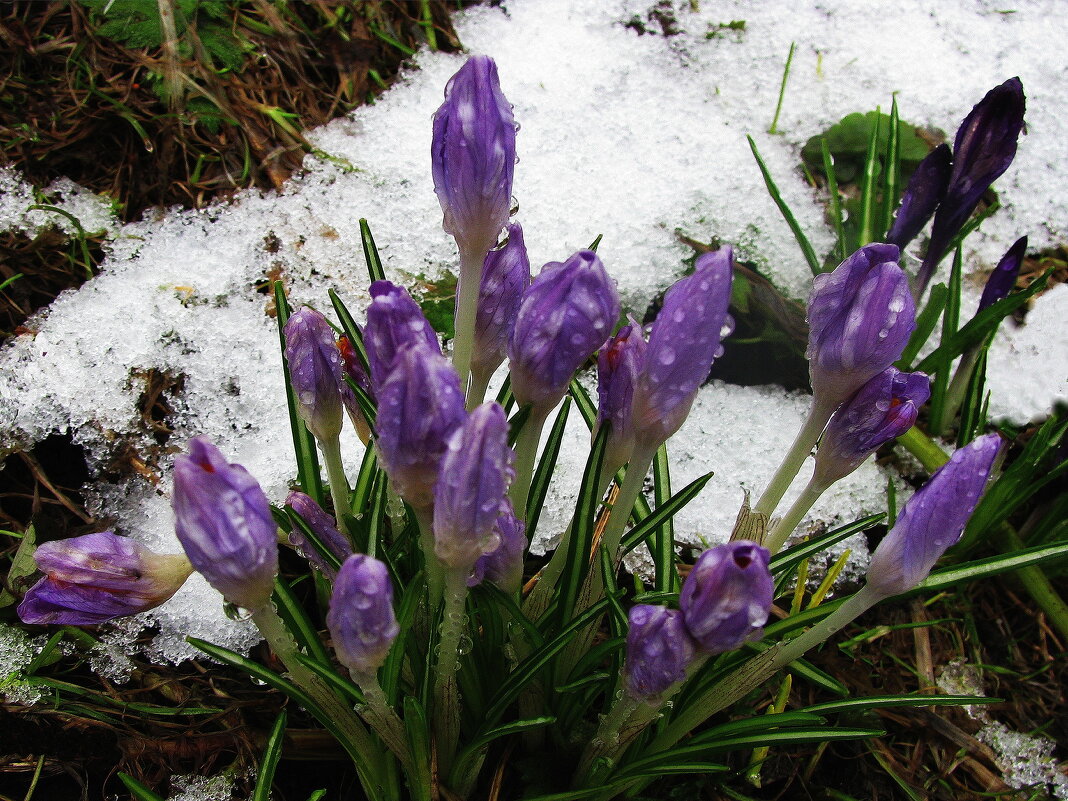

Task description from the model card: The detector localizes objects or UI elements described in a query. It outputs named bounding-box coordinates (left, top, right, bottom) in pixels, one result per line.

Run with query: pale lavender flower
left=508, top=250, right=620, bottom=415
left=434, top=402, right=515, bottom=570
left=284, top=307, right=344, bottom=444
left=886, top=144, right=951, bottom=249
left=285, top=491, right=354, bottom=578
left=172, top=438, right=278, bottom=610
left=364, top=281, right=440, bottom=389
left=978, top=236, right=1027, bottom=312
left=866, top=433, right=1003, bottom=599
left=375, top=342, right=467, bottom=512
left=623, top=605, right=696, bottom=701
left=471, top=222, right=531, bottom=383
left=807, top=243, right=915, bottom=412
left=679, top=541, right=774, bottom=655
left=467, top=499, right=526, bottom=593
left=18, top=532, right=192, bottom=625
left=431, top=55, right=517, bottom=259
left=327, top=554, right=399, bottom=677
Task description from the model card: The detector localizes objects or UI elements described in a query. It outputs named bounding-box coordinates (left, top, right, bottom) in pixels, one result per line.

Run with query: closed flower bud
left=285, top=491, right=354, bottom=578
left=679, top=541, right=774, bottom=655
left=327, top=554, right=399, bottom=677
left=813, top=368, right=931, bottom=487
left=337, top=334, right=373, bottom=444
left=919, top=78, right=1026, bottom=293
left=471, top=223, right=531, bottom=383
left=431, top=55, right=517, bottom=259
left=866, top=433, right=1002, bottom=599
left=18, top=532, right=193, bottom=626
left=807, top=244, right=916, bottom=412
left=434, top=403, right=515, bottom=570
left=467, top=499, right=526, bottom=593
left=284, top=308, right=344, bottom=444
left=172, top=438, right=278, bottom=611
left=508, top=250, right=620, bottom=415
left=978, top=236, right=1027, bottom=313
left=886, top=144, right=951, bottom=249
left=364, top=281, right=440, bottom=389
left=632, top=248, right=734, bottom=450
left=597, top=317, right=648, bottom=472
left=623, top=605, right=696, bottom=701
left=375, top=343, right=467, bottom=512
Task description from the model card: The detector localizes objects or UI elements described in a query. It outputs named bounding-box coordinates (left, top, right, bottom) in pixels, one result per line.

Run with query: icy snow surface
left=1, top=0, right=1066, bottom=668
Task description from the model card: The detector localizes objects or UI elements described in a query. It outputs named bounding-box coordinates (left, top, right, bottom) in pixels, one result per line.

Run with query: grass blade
left=360, top=219, right=386, bottom=283
left=526, top=398, right=572, bottom=543
left=747, top=135, right=821, bottom=276
left=651, top=444, right=678, bottom=593
left=857, top=109, right=881, bottom=246
left=252, top=711, right=287, bottom=801
left=820, top=137, right=846, bottom=263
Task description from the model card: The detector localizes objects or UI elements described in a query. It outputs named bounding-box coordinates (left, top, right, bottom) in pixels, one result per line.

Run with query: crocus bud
left=285, top=491, right=354, bottom=578
left=885, top=144, right=951, bottom=249
left=622, top=605, right=696, bottom=701
left=327, top=554, right=399, bottom=677
left=978, top=236, right=1027, bottom=312
left=918, top=78, right=1026, bottom=293
left=631, top=248, right=734, bottom=450
left=813, top=368, right=931, bottom=488
left=18, top=532, right=193, bottom=626
left=807, top=243, right=916, bottom=412
left=596, top=317, right=648, bottom=472
left=431, top=55, right=517, bottom=259
left=467, top=499, right=526, bottom=592
left=471, top=222, right=531, bottom=384
left=172, top=438, right=278, bottom=610
left=434, top=402, right=515, bottom=569
left=337, top=334, right=373, bottom=444
left=364, top=281, right=440, bottom=389
left=284, top=308, right=344, bottom=444
left=508, top=250, right=620, bottom=415
left=866, top=433, right=1003, bottom=599
left=679, top=541, right=774, bottom=655
left=375, top=342, right=467, bottom=512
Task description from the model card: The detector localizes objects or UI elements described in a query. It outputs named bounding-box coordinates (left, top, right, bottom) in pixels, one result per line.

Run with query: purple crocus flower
left=813, top=368, right=931, bottom=487
left=918, top=78, right=1026, bottom=293
left=327, top=554, right=399, bottom=677
left=631, top=248, right=734, bottom=450
left=374, top=342, right=467, bottom=512
left=807, top=243, right=916, bottom=412
left=471, top=222, right=531, bottom=384
left=467, top=499, right=526, bottom=592
left=597, top=317, right=648, bottom=472
left=508, top=250, right=620, bottom=415
left=866, top=433, right=1003, bottom=599
left=364, top=281, right=440, bottom=389
left=172, top=438, right=278, bottom=611
left=978, top=236, right=1027, bottom=312
left=431, top=55, right=517, bottom=260
left=886, top=144, right=951, bottom=249
left=284, top=307, right=345, bottom=444
left=434, top=402, right=515, bottom=570
left=679, top=541, right=774, bottom=655
left=337, top=333, right=373, bottom=444
left=18, top=532, right=193, bottom=625
left=622, top=605, right=696, bottom=701
left=285, top=491, right=354, bottom=578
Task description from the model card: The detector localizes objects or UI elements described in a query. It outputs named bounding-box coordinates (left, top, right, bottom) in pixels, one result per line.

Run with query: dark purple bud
left=622, top=605, right=696, bottom=701
left=978, top=236, right=1027, bottom=312
left=508, top=250, right=620, bottom=414
left=337, top=334, right=373, bottom=444
left=434, top=402, right=515, bottom=569
left=285, top=491, right=354, bottom=578
left=471, top=223, right=531, bottom=383
left=431, top=55, right=517, bottom=258
left=18, top=532, right=193, bottom=626
left=632, top=248, right=734, bottom=449
left=467, top=499, right=526, bottom=592
left=807, top=244, right=916, bottom=412
left=679, top=541, right=774, bottom=655
left=375, top=343, right=467, bottom=512
left=597, top=317, right=648, bottom=471
left=918, top=78, right=1026, bottom=293
left=886, top=144, right=951, bottom=249
left=867, top=433, right=1003, bottom=598
left=327, top=554, right=399, bottom=676
left=364, top=281, right=440, bottom=389
left=814, top=368, right=931, bottom=487
left=172, top=437, right=278, bottom=610
left=284, top=308, right=344, bottom=444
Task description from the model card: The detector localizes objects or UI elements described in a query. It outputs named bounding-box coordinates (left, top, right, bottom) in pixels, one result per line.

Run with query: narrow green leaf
left=359, top=219, right=386, bottom=283
left=382, top=571, right=424, bottom=703
left=283, top=507, right=343, bottom=574
left=790, top=658, right=848, bottom=696
left=402, top=696, right=433, bottom=801
left=857, top=110, right=881, bottom=246
left=305, top=791, right=327, bottom=801
left=346, top=375, right=377, bottom=426
left=588, top=233, right=603, bottom=252
left=253, top=711, right=287, bottom=801
left=272, top=578, right=331, bottom=666
left=507, top=404, right=533, bottom=446
left=767, top=42, right=795, bottom=135
left=898, top=283, right=947, bottom=368
left=621, top=472, right=715, bottom=556
left=880, top=97, right=900, bottom=238
left=651, top=444, right=679, bottom=593
left=568, top=378, right=598, bottom=429
left=466, top=716, right=556, bottom=753
left=770, top=514, right=883, bottom=577
left=907, top=543, right=1068, bottom=595
left=801, top=694, right=995, bottom=716
left=621, top=762, right=728, bottom=779
left=119, top=773, right=166, bottom=801
left=748, top=135, right=821, bottom=276
left=0, top=524, right=37, bottom=609
left=927, top=246, right=962, bottom=433
left=526, top=398, right=571, bottom=543
left=523, top=785, right=631, bottom=801
left=821, top=137, right=846, bottom=263
left=957, top=346, right=988, bottom=448
left=329, top=288, right=372, bottom=378
left=351, top=444, right=380, bottom=515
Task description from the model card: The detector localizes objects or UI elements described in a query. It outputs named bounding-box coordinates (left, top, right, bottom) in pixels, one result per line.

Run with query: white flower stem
left=350, top=671, right=414, bottom=772
left=320, top=435, right=354, bottom=543
left=764, top=476, right=827, bottom=554
left=754, top=397, right=835, bottom=519
left=452, top=245, right=485, bottom=395
left=509, top=406, right=550, bottom=520
left=433, top=567, right=470, bottom=777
